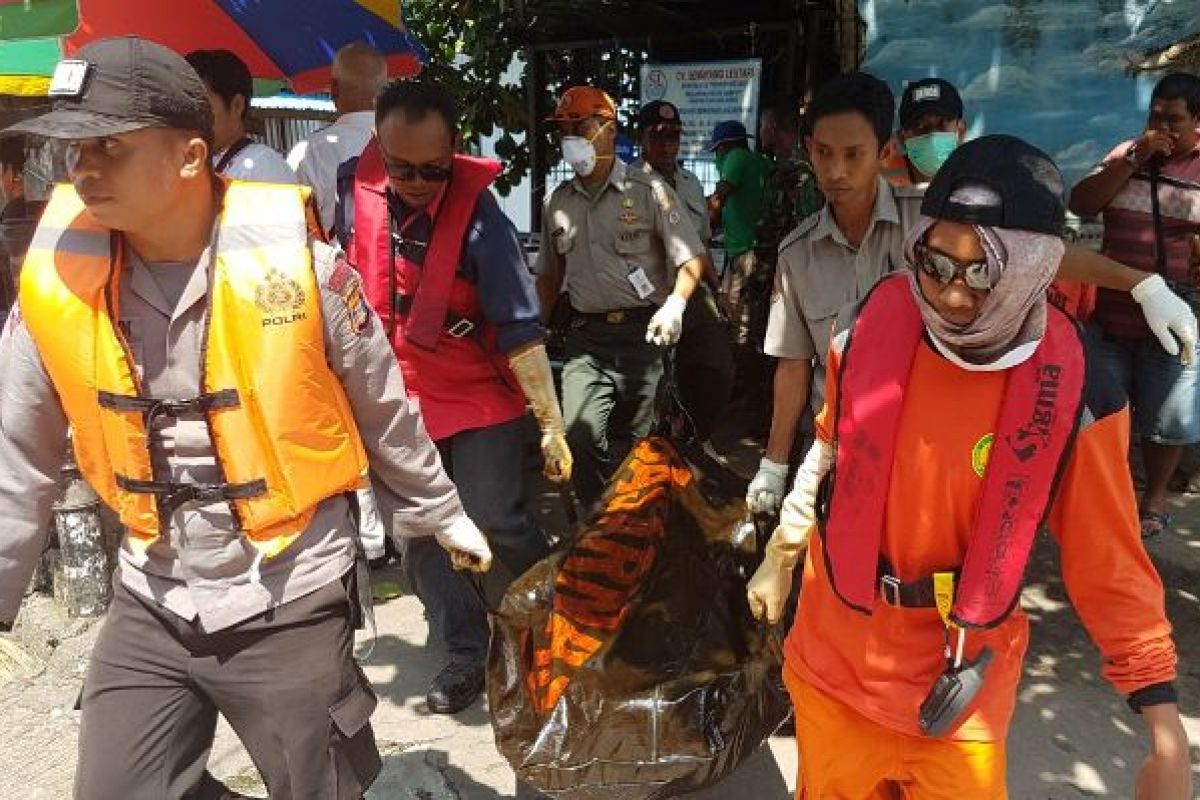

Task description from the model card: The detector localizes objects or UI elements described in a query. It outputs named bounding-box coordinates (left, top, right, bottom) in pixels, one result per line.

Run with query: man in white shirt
left=289, top=42, right=387, bottom=236
left=185, top=48, right=296, bottom=185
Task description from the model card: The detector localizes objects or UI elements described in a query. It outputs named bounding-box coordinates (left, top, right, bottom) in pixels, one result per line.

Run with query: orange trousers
left=784, top=665, right=1007, bottom=799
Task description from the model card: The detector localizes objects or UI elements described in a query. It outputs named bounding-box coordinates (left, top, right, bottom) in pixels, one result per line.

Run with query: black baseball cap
left=899, top=78, right=963, bottom=130
left=4, top=37, right=212, bottom=140
left=921, top=134, right=1065, bottom=235
left=638, top=100, right=683, bottom=131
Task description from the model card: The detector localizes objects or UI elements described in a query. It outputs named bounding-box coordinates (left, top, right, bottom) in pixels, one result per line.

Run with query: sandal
left=1139, top=510, right=1173, bottom=540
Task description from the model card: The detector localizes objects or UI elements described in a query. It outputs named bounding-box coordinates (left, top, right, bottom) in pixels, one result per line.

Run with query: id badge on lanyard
left=626, top=263, right=655, bottom=300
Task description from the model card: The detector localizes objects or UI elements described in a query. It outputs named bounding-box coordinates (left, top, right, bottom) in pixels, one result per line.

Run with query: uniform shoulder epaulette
left=546, top=178, right=574, bottom=202
left=678, top=167, right=703, bottom=188
left=625, top=167, right=658, bottom=188
left=778, top=210, right=823, bottom=252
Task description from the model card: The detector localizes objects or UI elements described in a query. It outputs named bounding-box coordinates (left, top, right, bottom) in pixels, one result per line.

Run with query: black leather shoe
left=427, top=661, right=485, bottom=714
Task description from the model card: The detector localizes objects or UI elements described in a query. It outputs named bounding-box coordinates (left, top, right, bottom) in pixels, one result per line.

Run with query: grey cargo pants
left=75, top=574, right=380, bottom=800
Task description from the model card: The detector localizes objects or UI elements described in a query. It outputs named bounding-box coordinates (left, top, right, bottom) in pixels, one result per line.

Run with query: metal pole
left=527, top=46, right=545, bottom=235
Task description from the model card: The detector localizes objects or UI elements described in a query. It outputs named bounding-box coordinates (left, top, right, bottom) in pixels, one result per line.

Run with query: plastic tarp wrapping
left=489, top=436, right=789, bottom=799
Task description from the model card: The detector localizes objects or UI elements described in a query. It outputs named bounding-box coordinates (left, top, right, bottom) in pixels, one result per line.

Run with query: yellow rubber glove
left=746, top=439, right=833, bottom=624
left=508, top=343, right=573, bottom=483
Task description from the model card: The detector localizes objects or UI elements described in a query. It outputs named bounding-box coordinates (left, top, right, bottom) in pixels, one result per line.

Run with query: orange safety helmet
left=549, top=86, right=617, bottom=122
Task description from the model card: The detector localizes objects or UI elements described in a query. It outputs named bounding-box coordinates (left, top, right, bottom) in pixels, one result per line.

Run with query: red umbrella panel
left=64, top=0, right=426, bottom=94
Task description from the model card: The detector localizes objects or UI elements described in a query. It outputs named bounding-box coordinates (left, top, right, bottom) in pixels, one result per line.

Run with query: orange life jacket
left=882, top=142, right=916, bottom=187
left=19, top=181, right=368, bottom=559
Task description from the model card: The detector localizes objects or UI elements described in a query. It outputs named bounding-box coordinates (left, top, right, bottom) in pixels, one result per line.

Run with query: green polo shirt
left=717, top=146, right=769, bottom=257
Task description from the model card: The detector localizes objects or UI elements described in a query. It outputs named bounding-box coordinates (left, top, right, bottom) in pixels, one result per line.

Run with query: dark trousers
left=401, top=416, right=549, bottom=666
left=76, top=576, right=380, bottom=800
left=561, top=319, right=665, bottom=507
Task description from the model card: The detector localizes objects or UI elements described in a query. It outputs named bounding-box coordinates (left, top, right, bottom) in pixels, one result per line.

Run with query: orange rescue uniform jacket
left=785, top=330, right=1177, bottom=741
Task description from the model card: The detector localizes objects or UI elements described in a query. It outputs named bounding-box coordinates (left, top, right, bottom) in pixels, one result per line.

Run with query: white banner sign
left=640, top=59, right=762, bottom=159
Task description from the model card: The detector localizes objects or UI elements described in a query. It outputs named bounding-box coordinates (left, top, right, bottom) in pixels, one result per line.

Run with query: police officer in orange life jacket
left=0, top=38, right=492, bottom=800
left=334, top=79, right=571, bottom=715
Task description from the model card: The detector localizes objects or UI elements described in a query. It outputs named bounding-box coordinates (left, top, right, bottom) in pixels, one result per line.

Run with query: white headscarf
left=903, top=191, right=1064, bottom=368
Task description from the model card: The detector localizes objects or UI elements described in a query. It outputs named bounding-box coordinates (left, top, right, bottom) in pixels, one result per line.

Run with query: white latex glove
left=747, top=441, right=834, bottom=624
left=746, top=457, right=789, bottom=515
left=645, top=293, right=687, bottom=347
left=435, top=516, right=493, bottom=573
left=1132, top=274, right=1197, bottom=366
left=355, top=486, right=387, bottom=561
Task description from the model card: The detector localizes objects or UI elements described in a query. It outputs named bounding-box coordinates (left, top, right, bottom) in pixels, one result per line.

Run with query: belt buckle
left=605, top=310, right=625, bottom=324
left=447, top=318, right=475, bottom=338
left=880, top=575, right=902, bottom=607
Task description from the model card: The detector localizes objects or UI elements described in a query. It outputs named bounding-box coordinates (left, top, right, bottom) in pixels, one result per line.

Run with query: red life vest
left=1046, top=279, right=1096, bottom=322
left=350, top=140, right=525, bottom=442
left=818, top=274, right=1086, bottom=629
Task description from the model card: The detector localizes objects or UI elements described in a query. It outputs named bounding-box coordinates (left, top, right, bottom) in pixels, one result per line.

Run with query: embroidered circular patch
left=971, top=433, right=994, bottom=478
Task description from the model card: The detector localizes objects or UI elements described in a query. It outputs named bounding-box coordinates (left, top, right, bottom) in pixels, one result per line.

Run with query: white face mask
left=562, top=136, right=598, bottom=177
left=561, top=121, right=611, bottom=177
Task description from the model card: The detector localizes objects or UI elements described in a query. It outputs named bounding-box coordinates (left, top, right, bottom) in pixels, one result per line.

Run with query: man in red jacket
left=339, top=80, right=571, bottom=714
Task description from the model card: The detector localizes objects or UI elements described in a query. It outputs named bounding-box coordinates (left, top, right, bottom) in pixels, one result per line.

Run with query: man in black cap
left=0, top=36, right=492, bottom=799
left=632, top=100, right=733, bottom=441
left=748, top=134, right=1192, bottom=799
left=885, top=77, right=967, bottom=188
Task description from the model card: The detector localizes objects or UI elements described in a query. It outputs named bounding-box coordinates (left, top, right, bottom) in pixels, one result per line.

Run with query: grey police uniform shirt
left=764, top=177, right=924, bottom=410
left=0, top=238, right=467, bottom=631
left=632, top=157, right=712, bottom=243
left=535, top=158, right=705, bottom=312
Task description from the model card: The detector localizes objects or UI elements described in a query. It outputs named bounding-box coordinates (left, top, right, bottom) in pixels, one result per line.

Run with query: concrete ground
left=3, top=458, right=1200, bottom=798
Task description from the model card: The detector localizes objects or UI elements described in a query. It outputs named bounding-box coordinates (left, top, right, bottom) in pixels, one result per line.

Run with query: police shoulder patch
left=327, top=257, right=371, bottom=336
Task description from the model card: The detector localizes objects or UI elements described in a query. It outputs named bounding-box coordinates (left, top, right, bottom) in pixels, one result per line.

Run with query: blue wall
left=860, top=0, right=1200, bottom=189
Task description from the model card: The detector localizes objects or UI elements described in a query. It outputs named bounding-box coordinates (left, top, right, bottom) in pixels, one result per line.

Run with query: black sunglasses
left=384, top=161, right=453, bottom=182
left=913, top=240, right=994, bottom=291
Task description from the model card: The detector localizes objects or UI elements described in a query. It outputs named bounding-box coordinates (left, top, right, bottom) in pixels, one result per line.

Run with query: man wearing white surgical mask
left=535, top=85, right=708, bottom=506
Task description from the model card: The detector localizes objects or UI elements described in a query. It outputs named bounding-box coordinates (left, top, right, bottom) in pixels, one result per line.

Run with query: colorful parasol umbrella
left=0, top=0, right=426, bottom=96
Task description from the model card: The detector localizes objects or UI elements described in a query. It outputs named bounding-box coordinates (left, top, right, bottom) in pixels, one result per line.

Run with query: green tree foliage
left=404, top=0, right=530, bottom=194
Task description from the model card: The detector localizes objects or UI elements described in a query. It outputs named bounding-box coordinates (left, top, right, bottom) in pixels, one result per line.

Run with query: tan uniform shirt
left=632, top=157, right=712, bottom=243
left=765, top=177, right=924, bottom=407
left=0, top=237, right=467, bottom=630
left=535, top=159, right=705, bottom=312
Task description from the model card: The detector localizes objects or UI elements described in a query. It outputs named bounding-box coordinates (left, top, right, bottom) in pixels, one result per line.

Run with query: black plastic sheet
left=488, top=436, right=789, bottom=799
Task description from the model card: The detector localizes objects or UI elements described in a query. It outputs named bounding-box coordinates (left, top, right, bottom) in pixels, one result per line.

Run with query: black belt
left=570, top=306, right=656, bottom=325
left=393, top=293, right=478, bottom=338
left=879, top=568, right=959, bottom=610
left=879, top=574, right=937, bottom=608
